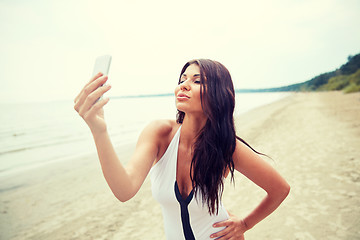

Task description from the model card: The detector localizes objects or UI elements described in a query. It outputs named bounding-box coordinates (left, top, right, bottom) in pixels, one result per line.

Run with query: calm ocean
left=0, top=92, right=289, bottom=176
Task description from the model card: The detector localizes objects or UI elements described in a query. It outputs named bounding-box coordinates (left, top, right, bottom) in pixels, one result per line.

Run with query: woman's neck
left=180, top=114, right=207, bottom=148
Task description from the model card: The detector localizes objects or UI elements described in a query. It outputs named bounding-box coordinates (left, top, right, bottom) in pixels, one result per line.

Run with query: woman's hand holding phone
left=74, top=72, right=111, bottom=135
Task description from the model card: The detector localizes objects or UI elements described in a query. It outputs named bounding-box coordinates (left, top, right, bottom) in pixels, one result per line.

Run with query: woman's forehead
left=183, top=64, right=200, bottom=76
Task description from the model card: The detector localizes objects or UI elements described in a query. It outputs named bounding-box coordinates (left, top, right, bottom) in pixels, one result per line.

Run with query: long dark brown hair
left=176, top=59, right=263, bottom=215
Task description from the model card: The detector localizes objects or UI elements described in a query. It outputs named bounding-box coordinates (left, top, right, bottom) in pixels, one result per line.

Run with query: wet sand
left=1, top=91, right=359, bottom=239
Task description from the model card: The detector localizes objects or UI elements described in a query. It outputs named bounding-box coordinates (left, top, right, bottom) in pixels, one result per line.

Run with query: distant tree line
left=236, top=53, right=360, bottom=93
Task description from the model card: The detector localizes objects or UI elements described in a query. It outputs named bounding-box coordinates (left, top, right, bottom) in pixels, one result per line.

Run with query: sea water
left=0, top=92, right=289, bottom=176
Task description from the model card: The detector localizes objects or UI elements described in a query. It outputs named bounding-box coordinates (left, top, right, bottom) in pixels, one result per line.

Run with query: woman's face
left=175, top=64, right=204, bottom=117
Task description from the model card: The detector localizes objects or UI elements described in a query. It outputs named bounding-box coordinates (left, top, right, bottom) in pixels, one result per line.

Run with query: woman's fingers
left=74, top=73, right=105, bottom=104
left=83, top=97, right=110, bottom=121
left=211, top=214, right=246, bottom=239
left=84, top=75, right=108, bottom=96
left=210, top=226, right=230, bottom=239
left=74, top=75, right=108, bottom=112
left=89, top=72, right=104, bottom=84
left=78, top=84, right=111, bottom=117
left=74, top=73, right=102, bottom=103
left=73, top=73, right=111, bottom=134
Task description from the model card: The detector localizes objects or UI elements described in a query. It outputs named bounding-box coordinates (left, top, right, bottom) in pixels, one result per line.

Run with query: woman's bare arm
left=74, top=73, right=165, bottom=202
left=233, top=139, right=290, bottom=230
left=92, top=122, right=162, bottom=201
left=211, top=139, right=290, bottom=239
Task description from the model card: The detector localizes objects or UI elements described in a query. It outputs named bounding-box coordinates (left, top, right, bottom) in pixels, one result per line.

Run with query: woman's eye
left=178, top=78, right=201, bottom=85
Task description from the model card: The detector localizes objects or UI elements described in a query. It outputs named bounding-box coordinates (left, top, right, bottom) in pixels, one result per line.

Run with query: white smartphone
left=92, top=55, right=112, bottom=77
left=92, top=55, right=112, bottom=101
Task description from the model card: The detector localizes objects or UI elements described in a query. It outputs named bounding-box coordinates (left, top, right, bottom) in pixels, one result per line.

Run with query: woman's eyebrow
left=181, top=73, right=200, bottom=78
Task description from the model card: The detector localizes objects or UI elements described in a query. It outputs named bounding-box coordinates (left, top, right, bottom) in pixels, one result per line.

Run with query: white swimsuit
left=149, top=126, right=229, bottom=240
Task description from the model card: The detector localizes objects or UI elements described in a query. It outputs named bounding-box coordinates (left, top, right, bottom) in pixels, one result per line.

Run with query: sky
left=0, top=0, right=359, bottom=103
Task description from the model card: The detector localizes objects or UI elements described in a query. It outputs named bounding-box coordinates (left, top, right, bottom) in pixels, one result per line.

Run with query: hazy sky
left=0, top=0, right=359, bottom=102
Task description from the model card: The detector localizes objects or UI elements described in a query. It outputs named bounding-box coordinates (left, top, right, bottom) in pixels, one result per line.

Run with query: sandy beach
left=1, top=91, right=359, bottom=240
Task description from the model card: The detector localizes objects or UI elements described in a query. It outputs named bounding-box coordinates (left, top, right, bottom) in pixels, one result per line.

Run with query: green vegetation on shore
left=319, top=69, right=360, bottom=93
left=238, top=53, right=360, bottom=94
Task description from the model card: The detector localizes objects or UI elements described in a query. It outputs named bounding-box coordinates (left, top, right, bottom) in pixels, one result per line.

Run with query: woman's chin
left=175, top=103, right=187, bottom=111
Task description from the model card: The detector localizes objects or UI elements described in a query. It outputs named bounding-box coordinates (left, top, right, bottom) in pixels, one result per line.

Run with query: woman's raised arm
left=74, top=73, right=161, bottom=202
left=90, top=121, right=162, bottom=202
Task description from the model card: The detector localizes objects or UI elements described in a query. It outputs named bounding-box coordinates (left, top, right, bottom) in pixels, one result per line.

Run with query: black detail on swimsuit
left=174, top=181, right=195, bottom=240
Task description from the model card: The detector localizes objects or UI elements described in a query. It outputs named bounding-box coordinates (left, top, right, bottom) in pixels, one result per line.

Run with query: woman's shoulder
left=142, top=119, right=180, bottom=141
left=141, top=120, right=180, bottom=160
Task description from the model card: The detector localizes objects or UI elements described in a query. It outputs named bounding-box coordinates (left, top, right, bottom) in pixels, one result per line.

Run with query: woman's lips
left=177, top=93, right=190, bottom=100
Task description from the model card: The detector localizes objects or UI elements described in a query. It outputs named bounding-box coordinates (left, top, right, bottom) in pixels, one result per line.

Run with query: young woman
left=74, top=59, right=290, bottom=239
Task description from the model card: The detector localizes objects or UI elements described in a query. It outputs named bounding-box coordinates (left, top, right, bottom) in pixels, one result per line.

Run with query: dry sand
left=0, top=91, right=359, bottom=240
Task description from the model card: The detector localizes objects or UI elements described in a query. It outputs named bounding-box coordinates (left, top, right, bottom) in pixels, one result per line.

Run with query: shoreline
left=0, top=92, right=289, bottom=178
left=1, top=91, right=359, bottom=239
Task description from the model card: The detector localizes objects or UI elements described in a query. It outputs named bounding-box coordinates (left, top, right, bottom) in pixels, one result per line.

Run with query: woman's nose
left=180, top=81, right=190, bottom=91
